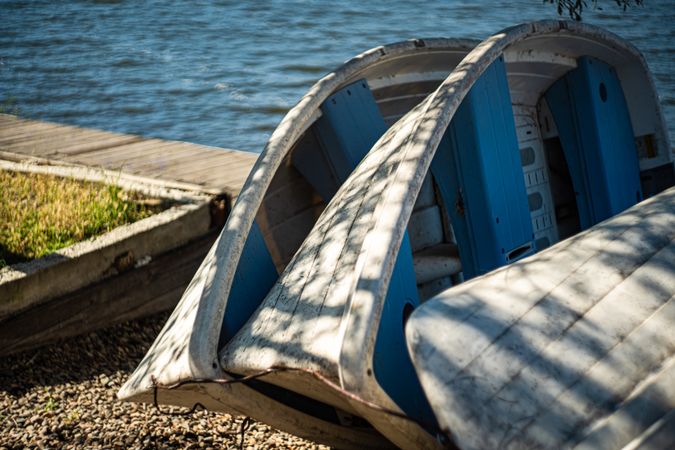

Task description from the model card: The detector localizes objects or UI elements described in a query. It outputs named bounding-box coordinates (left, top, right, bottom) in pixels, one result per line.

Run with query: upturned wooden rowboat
left=218, top=20, right=673, bottom=449
left=406, top=186, right=675, bottom=450
left=118, top=38, right=476, bottom=448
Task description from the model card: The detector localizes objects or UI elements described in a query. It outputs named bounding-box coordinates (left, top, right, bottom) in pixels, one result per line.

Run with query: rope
left=150, top=366, right=454, bottom=447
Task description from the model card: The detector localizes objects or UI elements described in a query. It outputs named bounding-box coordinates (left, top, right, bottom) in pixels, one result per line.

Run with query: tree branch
left=544, top=0, right=644, bottom=21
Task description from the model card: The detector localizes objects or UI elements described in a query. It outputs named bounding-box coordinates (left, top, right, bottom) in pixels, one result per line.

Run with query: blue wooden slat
left=317, top=79, right=388, bottom=179
left=431, top=56, right=534, bottom=280
left=545, top=56, right=642, bottom=229
left=373, top=234, right=439, bottom=431
left=219, top=220, right=279, bottom=346
left=293, top=79, right=388, bottom=201
left=290, top=131, right=342, bottom=203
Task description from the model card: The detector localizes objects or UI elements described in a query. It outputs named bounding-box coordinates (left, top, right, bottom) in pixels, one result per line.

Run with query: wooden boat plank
left=412, top=173, right=436, bottom=212
left=408, top=204, right=444, bottom=252
left=521, top=296, right=675, bottom=449
left=371, top=79, right=444, bottom=102
left=573, top=356, right=675, bottom=450
left=413, top=243, right=461, bottom=285
left=377, top=94, right=430, bottom=123
left=261, top=203, right=324, bottom=271
left=417, top=276, right=454, bottom=301
left=258, top=172, right=324, bottom=234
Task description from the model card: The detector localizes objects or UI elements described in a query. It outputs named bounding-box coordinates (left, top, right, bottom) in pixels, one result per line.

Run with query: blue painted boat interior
left=292, top=79, right=387, bottom=201
left=373, top=233, right=440, bottom=431
left=431, top=56, right=534, bottom=280
left=545, top=56, right=642, bottom=230
left=220, top=79, right=388, bottom=348
left=218, top=220, right=279, bottom=347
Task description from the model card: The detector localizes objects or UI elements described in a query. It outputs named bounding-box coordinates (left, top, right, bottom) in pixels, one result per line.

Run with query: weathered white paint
left=413, top=244, right=461, bottom=285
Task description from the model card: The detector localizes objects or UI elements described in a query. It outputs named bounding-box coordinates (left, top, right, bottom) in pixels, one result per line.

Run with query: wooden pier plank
left=0, top=123, right=69, bottom=142
left=0, top=114, right=257, bottom=197
left=65, top=140, right=179, bottom=164
left=0, top=125, right=135, bottom=151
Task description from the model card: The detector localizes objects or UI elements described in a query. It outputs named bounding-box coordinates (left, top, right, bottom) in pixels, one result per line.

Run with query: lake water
left=1, top=0, right=673, bottom=153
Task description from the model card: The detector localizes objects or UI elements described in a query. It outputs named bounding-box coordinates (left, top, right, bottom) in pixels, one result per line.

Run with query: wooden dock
left=0, top=113, right=258, bottom=197
left=0, top=114, right=259, bottom=355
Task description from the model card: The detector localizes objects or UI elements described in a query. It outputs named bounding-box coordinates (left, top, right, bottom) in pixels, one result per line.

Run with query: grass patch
left=0, top=170, right=165, bottom=268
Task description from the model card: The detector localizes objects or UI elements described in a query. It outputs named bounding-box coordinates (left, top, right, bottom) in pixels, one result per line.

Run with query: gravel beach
left=0, top=313, right=330, bottom=449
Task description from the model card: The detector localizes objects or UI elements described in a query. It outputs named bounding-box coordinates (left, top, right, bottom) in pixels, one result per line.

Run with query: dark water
left=1, top=0, right=673, bottom=153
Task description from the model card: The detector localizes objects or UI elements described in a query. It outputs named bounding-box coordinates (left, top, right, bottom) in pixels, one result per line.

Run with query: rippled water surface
left=1, top=0, right=673, bottom=152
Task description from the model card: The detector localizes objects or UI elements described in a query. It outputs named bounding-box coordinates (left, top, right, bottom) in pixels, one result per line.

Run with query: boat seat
left=406, top=172, right=460, bottom=275
left=545, top=56, right=642, bottom=229
left=413, top=243, right=462, bottom=285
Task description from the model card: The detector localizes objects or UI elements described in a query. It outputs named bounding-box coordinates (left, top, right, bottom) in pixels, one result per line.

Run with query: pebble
left=0, top=314, right=330, bottom=449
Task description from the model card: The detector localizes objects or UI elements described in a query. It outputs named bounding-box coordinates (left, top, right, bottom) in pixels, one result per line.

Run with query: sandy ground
left=0, top=313, right=330, bottom=449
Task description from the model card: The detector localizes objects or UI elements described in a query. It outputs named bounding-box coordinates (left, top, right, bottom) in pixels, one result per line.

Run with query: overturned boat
left=407, top=186, right=675, bottom=450
left=217, top=20, right=673, bottom=449
left=118, top=38, right=476, bottom=448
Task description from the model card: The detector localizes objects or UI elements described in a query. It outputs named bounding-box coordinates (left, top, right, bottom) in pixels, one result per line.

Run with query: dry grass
left=0, top=170, right=164, bottom=268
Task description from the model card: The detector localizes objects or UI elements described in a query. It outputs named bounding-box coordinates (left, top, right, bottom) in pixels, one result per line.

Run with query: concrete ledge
left=0, top=159, right=216, bottom=324
left=0, top=230, right=218, bottom=357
